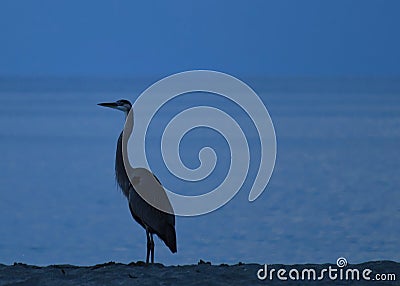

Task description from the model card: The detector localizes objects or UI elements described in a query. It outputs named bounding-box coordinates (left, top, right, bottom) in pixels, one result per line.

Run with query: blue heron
left=98, top=99, right=177, bottom=264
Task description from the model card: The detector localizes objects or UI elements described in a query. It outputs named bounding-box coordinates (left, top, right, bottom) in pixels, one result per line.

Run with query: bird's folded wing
left=128, top=167, right=174, bottom=215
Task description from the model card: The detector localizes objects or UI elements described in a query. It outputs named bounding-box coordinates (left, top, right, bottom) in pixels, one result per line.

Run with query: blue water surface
left=0, top=78, right=399, bottom=266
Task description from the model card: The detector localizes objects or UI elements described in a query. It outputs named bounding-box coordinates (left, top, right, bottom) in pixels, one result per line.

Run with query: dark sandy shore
left=0, top=260, right=398, bottom=286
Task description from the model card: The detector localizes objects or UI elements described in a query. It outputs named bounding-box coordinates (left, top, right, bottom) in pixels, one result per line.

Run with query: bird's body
left=99, top=99, right=177, bottom=263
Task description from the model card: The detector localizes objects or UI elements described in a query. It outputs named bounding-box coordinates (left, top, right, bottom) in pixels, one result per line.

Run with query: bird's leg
left=146, top=229, right=151, bottom=264
left=150, top=233, right=154, bottom=264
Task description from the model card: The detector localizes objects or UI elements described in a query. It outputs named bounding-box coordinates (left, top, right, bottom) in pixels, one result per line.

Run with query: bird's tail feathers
left=164, top=224, right=177, bottom=253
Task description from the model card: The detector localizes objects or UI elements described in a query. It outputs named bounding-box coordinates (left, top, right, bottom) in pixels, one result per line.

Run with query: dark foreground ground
left=0, top=260, right=398, bottom=286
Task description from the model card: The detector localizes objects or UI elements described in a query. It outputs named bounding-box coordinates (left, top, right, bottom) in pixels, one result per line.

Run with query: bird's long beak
left=98, top=102, right=118, bottom=109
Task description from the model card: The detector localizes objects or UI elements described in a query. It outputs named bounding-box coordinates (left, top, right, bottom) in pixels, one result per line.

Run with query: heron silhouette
left=98, top=99, right=177, bottom=264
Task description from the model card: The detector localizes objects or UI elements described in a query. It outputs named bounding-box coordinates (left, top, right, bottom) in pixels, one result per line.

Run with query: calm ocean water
left=0, top=78, right=399, bottom=266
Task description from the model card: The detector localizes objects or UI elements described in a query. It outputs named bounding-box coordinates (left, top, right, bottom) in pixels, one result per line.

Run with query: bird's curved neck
left=124, top=110, right=129, bottom=119
left=122, top=110, right=134, bottom=172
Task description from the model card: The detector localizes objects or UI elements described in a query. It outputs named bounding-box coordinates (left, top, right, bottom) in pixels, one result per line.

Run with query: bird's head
left=97, top=99, right=132, bottom=116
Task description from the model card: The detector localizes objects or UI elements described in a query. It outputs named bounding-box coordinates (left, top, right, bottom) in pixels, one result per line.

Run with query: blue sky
left=1, top=0, right=399, bottom=77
